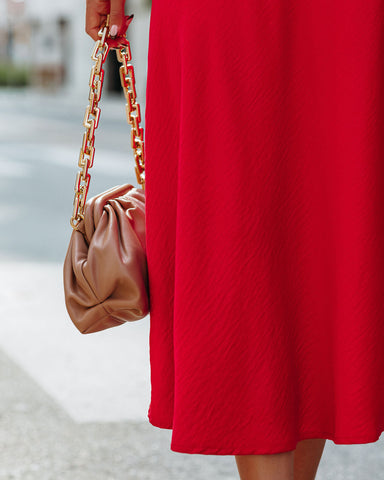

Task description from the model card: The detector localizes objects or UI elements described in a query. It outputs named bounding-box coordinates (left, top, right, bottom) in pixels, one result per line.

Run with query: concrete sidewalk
left=0, top=260, right=238, bottom=479
left=0, top=346, right=241, bottom=480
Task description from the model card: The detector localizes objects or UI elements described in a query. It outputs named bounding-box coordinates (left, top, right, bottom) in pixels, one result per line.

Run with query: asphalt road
left=0, top=86, right=141, bottom=263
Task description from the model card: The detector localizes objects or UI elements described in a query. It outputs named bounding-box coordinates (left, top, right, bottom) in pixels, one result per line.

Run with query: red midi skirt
left=144, top=0, right=384, bottom=454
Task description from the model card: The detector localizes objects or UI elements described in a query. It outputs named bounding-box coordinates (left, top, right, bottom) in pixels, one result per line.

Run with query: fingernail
left=110, top=24, right=118, bottom=37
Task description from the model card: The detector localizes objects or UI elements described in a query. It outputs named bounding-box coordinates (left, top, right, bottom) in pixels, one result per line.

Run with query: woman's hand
left=85, top=0, right=126, bottom=41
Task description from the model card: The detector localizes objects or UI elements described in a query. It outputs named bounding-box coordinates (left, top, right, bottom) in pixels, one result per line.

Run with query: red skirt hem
left=169, top=431, right=384, bottom=456
left=148, top=413, right=384, bottom=455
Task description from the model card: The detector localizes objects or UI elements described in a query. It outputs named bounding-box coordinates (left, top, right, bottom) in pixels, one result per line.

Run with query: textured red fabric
left=144, top=0, right=384, bottom=455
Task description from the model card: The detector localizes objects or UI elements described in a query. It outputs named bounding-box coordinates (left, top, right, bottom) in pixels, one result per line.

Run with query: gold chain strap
left=70, top=15, right=145, bottom=230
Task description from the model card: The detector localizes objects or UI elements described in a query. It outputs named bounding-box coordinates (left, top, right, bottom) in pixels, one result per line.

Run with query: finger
left=109, top=0, right=125, bottom=36
left=85, top=0, right=108, bottom=41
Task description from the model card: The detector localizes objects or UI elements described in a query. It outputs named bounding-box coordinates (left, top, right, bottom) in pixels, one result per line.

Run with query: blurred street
left=0, top=88, right=384, bottom=479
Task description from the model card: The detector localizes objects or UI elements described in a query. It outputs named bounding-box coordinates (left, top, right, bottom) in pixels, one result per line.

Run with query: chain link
left=70, top=17, right=145, bottom=230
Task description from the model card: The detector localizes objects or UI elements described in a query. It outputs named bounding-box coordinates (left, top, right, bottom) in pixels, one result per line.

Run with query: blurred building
left=0, top=0, right=151, bottom=98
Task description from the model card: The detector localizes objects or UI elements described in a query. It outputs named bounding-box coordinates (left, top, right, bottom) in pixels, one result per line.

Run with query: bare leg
left=235, top=450, right=295, bottom=480
left=234, top=438, right=326, bottom=480
left=293, top=439, right=326, bottom=480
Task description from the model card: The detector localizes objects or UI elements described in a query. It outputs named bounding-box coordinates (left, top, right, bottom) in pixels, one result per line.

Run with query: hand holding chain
left=70, top=14, right=145, bottom=230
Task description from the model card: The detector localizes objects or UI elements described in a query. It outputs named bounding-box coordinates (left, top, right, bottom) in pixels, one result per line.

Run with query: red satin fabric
left=144, top=0, right=384, bottom=454
left=105, top=14, right=133, bottom=49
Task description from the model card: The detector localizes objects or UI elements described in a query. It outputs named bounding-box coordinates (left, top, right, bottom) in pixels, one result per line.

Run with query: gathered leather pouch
left=63, top=14, right=149, bottom=334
